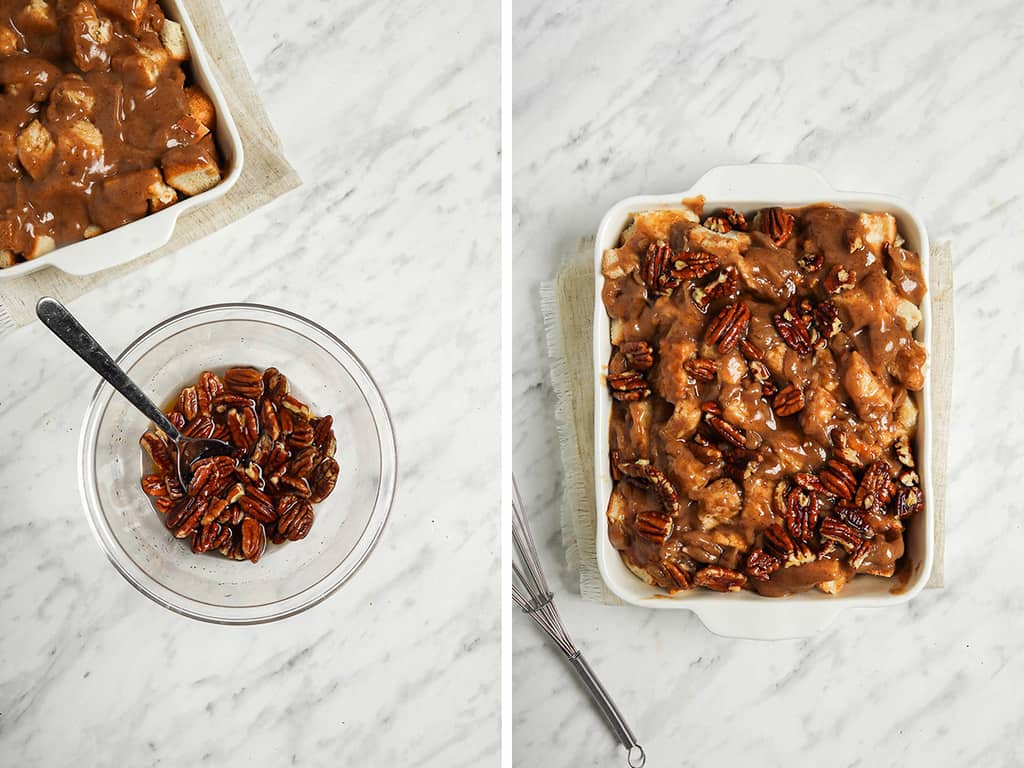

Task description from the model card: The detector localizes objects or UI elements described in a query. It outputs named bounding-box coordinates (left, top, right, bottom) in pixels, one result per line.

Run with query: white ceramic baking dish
left=593, top=164, right=934, bottom=640
left=0, top=0, right=244, bottom=279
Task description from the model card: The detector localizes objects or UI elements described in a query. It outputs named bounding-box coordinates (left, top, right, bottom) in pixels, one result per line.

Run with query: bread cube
left=114, top=43, right=168, bottom=87
left=83, top=224, right=102, bottom=238
left=16, top=119, right=55, bottom=179
left=841, top=351, right=892, bottom=422
left=26, top=234, right=56, bottom=260
left=0, top=24, right=22, bottom=55
left=159, top=19, right=188, bottom=61
left=0, top=56, right=61, bottom=101
left=0, top=130, right=22, bottom=181
left=95, top=0, right=146, bottom=29
left=16, top=0, right=58, bottom=35
left=63, top=1, right=113, bottom=72
left=848, top=212, right=897, bottom=257
left=88, top=167, right=178, bottom=230
left=55, top=119, right=104, bottom=175
left=185, top=85, right=215, bottom=129
left=46, top=74, right=96, bottom=119
left=0, top=249, right=16, bottom=269
left=170, top=113, right=209, bottom=145
left=161, top=138, right=221, bottom=196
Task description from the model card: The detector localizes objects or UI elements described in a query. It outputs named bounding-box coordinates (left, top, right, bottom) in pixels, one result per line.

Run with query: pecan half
left=684, top=357, right=718, bottom=382
left=287, top=420, right=315, bottom=450
left=772, top=384, right=805, bottom=417
left=281, top=395, right=313, bottom=421
left=312, top=415, right=336, bottom=458
left=289, top=447, right=318, bottom=478
left=192, top=522, right=231, bottom=554
left=848, top=538, right=873, bottom=569
left=607, top=370, right=650, bottom=402
left=178, top=386, right=199, bottom=421
left=894, top=485, right=924, bottom=519
left=688, top=434, right=723, bottom=463
left=748, top=360, right=771, bottom=384
left=276, top=496, right=315, bottom=543
left=702, top=214, right=731, bottom=233
left=704, top=413, right=746, bottom=448
left=739, top=338, right=764, bottom=361
left=660, top=561, right=694, bottom=593
left=309, top=457, right=340, bottom=504
left=187, top=456, right=234, bottom=498
left=673, top=251, right=719, bottom=281
left=170, top=498, right=205, bottom=539
left=141, top=431, right=175, bottom=474
left=894, top=435, right=915, bottom=467
left=824, top=265, right=856, bottom=294
left=213, top=393, right=255, bottom=413
left=833, top=503, right=875, bottom=539
left=182, top=415, right=215, bottom=439
left=619, top=340, right=655, bottom=372
left=763, top=523, right=815, bottom=567
left=856, top=461, right=894, bottom=510
left=263, top=367, right=289, bottom=402
left=785, top=488, right=819, bottom=541
left=618, top=460, right=680, bottom=515
left=225, top=367, right=265, bottom=400
left=702, top=265, right=739, bottom=302
left=704, top=301, right=750, bottom=354
left=196, top=371, right=224, bottom=415
left=819, top=517, right=863, bottom=551
left=680, top=530, right=724, bottom=564
left=791, top=472, right=825, bottom=494
left=240, top=517, right=266, bottom=563
left=642, top=241, right=682, bottom=296
left=694, top=565, right=747, bottom=592
left=141, top=474, right=167, bottom=498
left=721, top=207, right=749, bottom=232
left=773, top=304, right=812, bottom=356
left=227, top=406, right=259, bottom=452
left=819, top=458, right=857, bottom=501
left=260, top=399, right=281, bottom=441
left=634, top=510, right=674, bottom=544
left=746, top=548, right=781, bottom=580
left=279, top=474, right=312, bottom=498
left=813, top=300, right=843, bottom=340
left=761, top=207, right=794, bottom=246
left=238, top=486, right=277, bottom=524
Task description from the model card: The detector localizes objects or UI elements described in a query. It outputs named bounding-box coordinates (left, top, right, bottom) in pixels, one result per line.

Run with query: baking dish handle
left=690, top=163, right=836, bottom=202
left=691, top=603, right=841, bottom=640
left=45, top=209, right=181, bottom=276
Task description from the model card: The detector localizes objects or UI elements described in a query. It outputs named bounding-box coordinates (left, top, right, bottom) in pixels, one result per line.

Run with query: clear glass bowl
left=78, top=303, right=397, bottom=624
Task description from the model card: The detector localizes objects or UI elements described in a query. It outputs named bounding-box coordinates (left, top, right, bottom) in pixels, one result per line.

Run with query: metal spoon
left=36, top=297, right=233, bottom=487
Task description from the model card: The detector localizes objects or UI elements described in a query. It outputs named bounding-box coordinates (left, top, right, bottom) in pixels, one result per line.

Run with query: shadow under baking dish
left=78, top=304, right=397, bottom=624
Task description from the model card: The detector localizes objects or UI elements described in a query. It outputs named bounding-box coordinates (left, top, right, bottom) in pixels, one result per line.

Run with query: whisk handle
left=568, top=652, right=645, bottom=767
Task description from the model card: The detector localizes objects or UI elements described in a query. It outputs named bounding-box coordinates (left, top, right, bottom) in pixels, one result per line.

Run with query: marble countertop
left=0, top=1, right=498, bottom=765
left=509, top=1, right=1022, bottom=765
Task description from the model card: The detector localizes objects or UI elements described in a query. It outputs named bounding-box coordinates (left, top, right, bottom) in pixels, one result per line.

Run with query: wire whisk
left=512, top=475, right=646, bottom=768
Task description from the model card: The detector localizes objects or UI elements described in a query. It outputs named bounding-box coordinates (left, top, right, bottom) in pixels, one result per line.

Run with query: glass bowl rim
left=77, top=301, right=398, bottom=625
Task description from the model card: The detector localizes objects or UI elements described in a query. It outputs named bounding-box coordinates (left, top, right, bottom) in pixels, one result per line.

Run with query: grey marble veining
left=0, top=1, right=499, bottom=765
left=509, top=1, right=1023, bottom=765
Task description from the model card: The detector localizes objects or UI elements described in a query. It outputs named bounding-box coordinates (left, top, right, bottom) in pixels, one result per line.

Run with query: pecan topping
left=225, top=367, right=265, bottom=400
left=738, top=338, right=764, bottom=361
left=660, top=561, right=693, bottom=593
left=642, top=241, right=682, bottom=296
left=856, top=461, right=894, bottom=509
left=702, top=214, right=731, bottom=233
left=772, top=302, right=812, bottom=356
left=791, top=473, right=825, bottom=494
left=680, top=530, right=724, bottom=564
left=705, top=413, right=746, bottom=448
left=833, top=503, right=875, bottom=539
left=761, top=207, right=794, bottom=246
left=684, top=357, right=718, bottom=382
left=748, top=360, right=771, bottom=384
left=620, top=340, right=655, bottom=371
left=238, top=486, right=277, bottom=524
left=848, top=539, right=873, bottom=569
left=894, top=435, right=915, bottom=467
left=819, top=458, right=857, bottom=501
left=618, top=460, right=680, bottom=514
left=797, top=250, right=824, bottom=272
left=894, top=485, right=923, bottom=519
left=634, top=510, right=674, bottom=544
left=746, top=548, right=781, bottom=580
left=694, top=565, right=747, bottom=592
left=763, top=522, right=815, bottom=567
left=704, top=301, right=750, bottom=354
left=309, top=457, right=340, bottom=504
left=702, top=265, right=739, bottom=302
left=772, top=384, right=805, bottom=417
left=607, top=370, right=650, bottom=402
left=824, top=265, right=856, bottom=294
left=819, top=517, right=863, bottom=551
left=720, top=207, right=749, bottom=231
left=673, top=251, right=719, bottom=281
left=812, top=300, right=843, bottom=340
left=785, top=488, right=819, bottom=541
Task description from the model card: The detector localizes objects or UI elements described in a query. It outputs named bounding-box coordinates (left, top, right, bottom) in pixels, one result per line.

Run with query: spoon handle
left=36, top=297, right=181, bottom=440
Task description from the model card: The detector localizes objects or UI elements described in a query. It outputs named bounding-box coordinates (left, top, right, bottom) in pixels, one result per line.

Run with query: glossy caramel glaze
left=1, top=0, right=219, bottom=266
left=603, top=201, right=927, bottom=597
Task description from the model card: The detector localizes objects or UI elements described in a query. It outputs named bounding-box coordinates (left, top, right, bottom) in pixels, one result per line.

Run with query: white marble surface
left=0, top=1, right=499, bottom=765
left=509, top=1, right=1023, bottom=765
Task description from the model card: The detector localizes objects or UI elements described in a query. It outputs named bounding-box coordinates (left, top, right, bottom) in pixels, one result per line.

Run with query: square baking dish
left=0, top=0, right=244, bottom=279
left=592, top=164, right=934, bottom=639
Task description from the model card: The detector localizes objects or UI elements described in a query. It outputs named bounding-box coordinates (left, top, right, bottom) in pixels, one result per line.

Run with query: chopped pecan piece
left=702, top=214, right=731, bottom=233
left=894, top=485, right=924, bottom=519
left=720, top=207, right=749, bottom=231
left=704, top=301, right=750, bottom=354
left=748, top=360, right=771, bottom=384
left=797, top=249, right=824, bottom=272
left=813, top=300, right=843, bottom=340
left=618, top=460, right=681, bottom=514
left=702, top=265, right=739, bottom=302
left=761, top=383, right=778, bottom=398
left=642, top=241, right=681, bottom=296
left=694, top=565, right=747, bottom=592
left=761, top=207, right=794, bottom=246
left=607, top=370, right=650, bottom=402
left=824, top=265, right=856, bottom=294
left=898, top=468, right=920, bottom=487
left=772, top=384, right=805, bottom=417
left=634, top=510, right=674, bottom=544
left=894, top=435, right=915, bottom=467
left=791, top=472, right=825, bottom=494
left=785, top=488, right=819, bottom=541
left=673, top=251, right=719, bottom=281
left=684, top=357, right=718, bottom=382
left=819, top=458, right=857, bottom=500
left=620, top=340, right=655, bottom=371
left=819, top=517, right=863, bottom=551
left=141, top=474, right=167, bottom=498
left=704, top=413, right=746, bottom=448
left=746, top=548, right=781, bottom=580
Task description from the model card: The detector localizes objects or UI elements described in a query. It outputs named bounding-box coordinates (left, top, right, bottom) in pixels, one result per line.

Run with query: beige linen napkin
left=542, top=237, right=952, bottom=604
left=0, top=0, right=301, bottom=334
